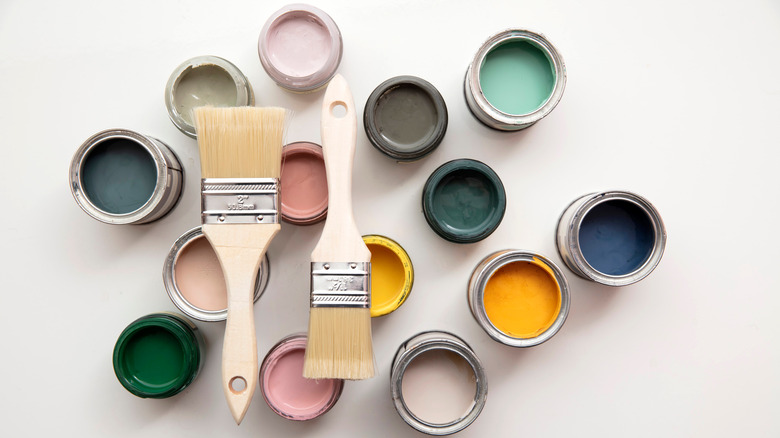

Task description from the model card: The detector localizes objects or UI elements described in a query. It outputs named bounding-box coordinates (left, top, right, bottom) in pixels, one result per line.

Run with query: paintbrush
left=194, top=106, right=286, bottom=424
left=303, top=74, right=374, bottom=380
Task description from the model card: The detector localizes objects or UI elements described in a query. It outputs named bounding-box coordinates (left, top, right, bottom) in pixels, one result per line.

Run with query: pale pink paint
left=280, top=142, right=328, bottom=225
left=174, top=235, right=227, bottom=311
left=266, top=12, right=332, bottom=77
left=261, top=335, right=343, bottom=420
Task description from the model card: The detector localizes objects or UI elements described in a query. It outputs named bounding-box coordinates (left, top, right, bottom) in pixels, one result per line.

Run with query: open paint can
left=260, top=334, right=344, bottom=420
left=364, top=76, right=448, bottom=162
left=391, top=331, right=487, bottom=435
left=69, top=129, right=183, bottom=225
left=165, top=55, right=254, bottom=138
left=556, top=190, right=667, bottom=286
left=113, top=313, right=205, bottom=399
left=363, top=235, right=413, bottom=317
left=280, top=142, right=328, bottom=225
left=468, top=250, right=570, bottom=347
left=422, top=159, right=506, bottom=243
left=465, top=29, right=566, bottom=131
left=258, top=4, right=343, bottom=92
left=163, top=226, right=269, bottom=322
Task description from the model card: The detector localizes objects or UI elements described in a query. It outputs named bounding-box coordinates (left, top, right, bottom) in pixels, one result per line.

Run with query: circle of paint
left=391, top=331, right=487, bottom=435
left=113, top=313, right=204, bottom=399
left=258, top=4, right=343, bottom=92
left=165, top=55, right=254, bottom=138
left=465, top=29, right=566, bottom=131
left=364, top=76, right=448, bottom=162
left=260, top=334, right=344, bottom=421
left=163, top=226, right=270, bottom=322
left=555, top=191, right=667, bottom=286
left=468, top=250, right=570, bottom=348
left=422, top=159, right=506, bottom=243
left=579, top=200, right=655, bottom=276
left=70, top=129, right=183, bottom=225
left=280, top=142, right=328, bottom=225
left=362, top=235, right=413, bottom=317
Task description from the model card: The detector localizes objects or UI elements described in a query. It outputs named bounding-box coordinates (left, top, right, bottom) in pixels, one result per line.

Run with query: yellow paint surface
left=483, top=260, right=561, bottom=338
left=364, top=235, right=413, bottom=317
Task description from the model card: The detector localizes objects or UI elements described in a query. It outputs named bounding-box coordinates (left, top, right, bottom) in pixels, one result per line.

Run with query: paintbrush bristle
left=194, top=106, right=286, bottom=179
left=304, top=307, right=375, bottom=380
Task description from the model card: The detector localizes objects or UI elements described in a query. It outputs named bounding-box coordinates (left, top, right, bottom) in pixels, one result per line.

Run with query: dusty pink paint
left=280, top=142, right=328, bottom=224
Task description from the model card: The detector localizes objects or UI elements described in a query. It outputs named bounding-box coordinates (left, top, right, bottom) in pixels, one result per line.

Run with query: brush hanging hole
left=330, top=102, right=347, bottom=118
left=229, top=376, right=247, bottom=393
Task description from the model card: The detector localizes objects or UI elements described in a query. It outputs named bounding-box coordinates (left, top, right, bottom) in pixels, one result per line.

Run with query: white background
left=1, top=0, right=778, bottom=436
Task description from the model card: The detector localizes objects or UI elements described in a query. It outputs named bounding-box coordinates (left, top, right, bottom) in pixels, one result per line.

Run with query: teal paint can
left=465, top=29, right=566, bottom=131
left=422, top=159, right=506, bottom=244
left=69, top=129, right=183, bottom=224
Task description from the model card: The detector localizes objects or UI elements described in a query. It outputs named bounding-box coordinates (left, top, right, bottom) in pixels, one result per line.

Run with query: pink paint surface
left=280, top=142, right=328, bottom=223
left=262, top=340, right=341, bottom=420
left=266, top=12, right=332, bottom=77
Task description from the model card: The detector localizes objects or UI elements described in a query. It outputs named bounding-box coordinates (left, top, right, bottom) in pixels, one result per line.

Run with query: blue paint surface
left=578, top=200, right=654, bottom=276
left=81, top=139, right=157, bottom=214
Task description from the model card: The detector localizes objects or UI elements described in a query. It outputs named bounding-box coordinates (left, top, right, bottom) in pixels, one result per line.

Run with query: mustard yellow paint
left=483, top=258, right=561, bottom=338
left=363, top=235, right=413, bottom=317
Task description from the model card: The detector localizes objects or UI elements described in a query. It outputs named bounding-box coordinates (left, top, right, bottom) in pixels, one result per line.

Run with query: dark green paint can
left=422, top=159, right=506, bottom=243
left=113, top=313, right=205, bottom=399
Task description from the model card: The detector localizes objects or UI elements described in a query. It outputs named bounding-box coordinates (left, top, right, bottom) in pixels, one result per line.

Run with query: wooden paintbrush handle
left=313, top=74, right=371, bottom=263
left=203, top=223, right=280, bottom=424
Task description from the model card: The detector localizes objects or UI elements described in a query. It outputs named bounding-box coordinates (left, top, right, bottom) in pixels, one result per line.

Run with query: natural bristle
left=304, top=308, right=375, bottom=380
left=194, top=106, right=286, bottom=179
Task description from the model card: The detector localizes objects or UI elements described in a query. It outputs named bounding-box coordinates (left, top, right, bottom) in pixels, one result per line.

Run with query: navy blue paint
left=578, top=200, right=654, bottom=276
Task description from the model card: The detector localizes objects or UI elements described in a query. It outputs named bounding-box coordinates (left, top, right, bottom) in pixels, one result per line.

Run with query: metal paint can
left=464, top=29, right=566, bottom=131
left=468, top=250, right=570, bottom=347
left=362, top=235, right=414, bottom=317
left=556, top=190, right=667, bottom=286
left=165, top=55, right=254, bottom=138
left=69, top=129, right=183, bottom=225
left=163, top=226, right=269, bottom=322
left=391, top=330, right=488, bottom=435
left=113, top=313, right=205, bottom=399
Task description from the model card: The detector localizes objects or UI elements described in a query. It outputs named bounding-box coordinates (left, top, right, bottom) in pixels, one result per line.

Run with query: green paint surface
left=431, top=170, right=494, bottom=232
left=375, top=84, right=437, bottom=150
left=81, top=139, right=157, bottom=214
left=479, top=41, right=555, bottom=115
left=123, top=326, right=186, bottom=388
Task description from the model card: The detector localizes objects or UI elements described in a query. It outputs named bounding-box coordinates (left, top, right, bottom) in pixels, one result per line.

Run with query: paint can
left=258, top=4, right=343, bottom=93
left=165, top=55, right=254, bottom=138
left=556, top=190, right=667, bottom=286
left=464, top=29, right=566, bottom=131
left=69, top=129, right=183, bottom=225
left=364, top=76, right=448, bottom=162
left=362, top=235, right=413, bottom=317
left=280, top=142, right=328, bottom=225
left=468, top=250, right=570, bottom=347
left=391, top=330, right=487, bottom=435
left=422, top=159, right=506, bottom=243
left=113, top=313, right=205, bottom=399
left=260, top=334, right=344, bottom=420
left=163, top=226, right=269, bottom=322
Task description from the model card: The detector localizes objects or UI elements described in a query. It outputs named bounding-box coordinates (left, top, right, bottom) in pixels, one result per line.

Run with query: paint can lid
left=422, top=159, right=506, bottom=243
left=364, top=76, right=448, bottom=162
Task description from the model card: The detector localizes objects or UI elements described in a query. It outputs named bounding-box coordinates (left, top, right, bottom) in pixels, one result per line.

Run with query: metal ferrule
left=310, top=262, right=370, bottom=309
left=201, top=178, right=279, bottom=224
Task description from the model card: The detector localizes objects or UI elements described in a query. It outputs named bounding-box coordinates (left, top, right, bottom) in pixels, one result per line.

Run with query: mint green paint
left=479, top=41, right=555, bottom=115
left=81, top=139, right=157, bottom=214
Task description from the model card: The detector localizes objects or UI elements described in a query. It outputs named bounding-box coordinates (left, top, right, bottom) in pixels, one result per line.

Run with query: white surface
left=1, top=0, right=778, bottom=436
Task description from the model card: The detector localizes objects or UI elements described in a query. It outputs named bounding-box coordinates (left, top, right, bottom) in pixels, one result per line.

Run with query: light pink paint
left=280, top=142, right=328, bottom=225
left=266, top=12, right=332, bottom=77
left=174, top=235, right=227, bottom=311
left=261, top=335, right=343, bottom=420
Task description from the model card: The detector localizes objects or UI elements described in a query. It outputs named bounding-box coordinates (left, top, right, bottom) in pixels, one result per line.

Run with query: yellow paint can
left=363, top=235, right=414, bottom=317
